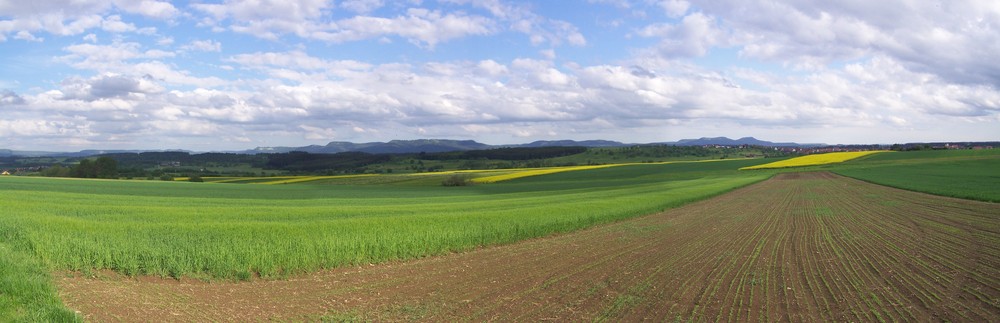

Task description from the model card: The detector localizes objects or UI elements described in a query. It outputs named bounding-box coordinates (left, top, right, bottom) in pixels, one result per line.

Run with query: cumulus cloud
left=101, top=15, right=136, bottom=33
left=312, top=8, right=496, bottom=47
left=182, top=39, right=223, bottom=52
left=59, top=41, right=224, bottom=87
left=685, top=0, right=1000, bottom=86
left=14, top=31, right=43, bottom=42
left=637, top=12, right=730, bottom=58
left=0, top=0, right=176, bottom=41
left=341, top=0, right=385, bottom=14
left=194, top=2, right=497, bottom=47
left=191, top=0, right=585, bottom=48
left=7, top=51, right=998, bottom=149
left=658, top=0, right=690, bottom=18
left=58, top=73, right=163, bottom=101
left=480, top=1, right=587, bottom=46
left=0, top=89, right=26, bottom=105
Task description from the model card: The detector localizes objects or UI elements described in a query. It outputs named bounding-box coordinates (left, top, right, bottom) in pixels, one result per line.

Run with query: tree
left=94, top=156, right=118, bottom=179
left=41, top=164, right=72, bottom=177
left=73, top=159, right=96, bottom=178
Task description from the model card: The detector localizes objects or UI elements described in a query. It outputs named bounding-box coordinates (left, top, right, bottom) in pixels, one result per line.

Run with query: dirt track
left=57, top=172, right=1000, bottom=321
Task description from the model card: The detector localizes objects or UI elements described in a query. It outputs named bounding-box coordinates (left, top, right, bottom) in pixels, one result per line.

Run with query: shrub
left=441, top=174, right=473, bottom=187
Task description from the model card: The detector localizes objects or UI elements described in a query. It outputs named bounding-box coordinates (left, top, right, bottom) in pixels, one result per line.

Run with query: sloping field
left=57, top=172, right=1000, bottom=321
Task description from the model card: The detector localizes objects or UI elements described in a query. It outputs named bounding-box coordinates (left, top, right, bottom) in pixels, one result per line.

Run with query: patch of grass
left=320, top=309, right=366, bottom=322
left=598, top=282, right=651, bottom=321
left=0, top=243, right=81, bottom=322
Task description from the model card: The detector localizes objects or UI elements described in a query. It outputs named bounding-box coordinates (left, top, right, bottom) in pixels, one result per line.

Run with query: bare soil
left=56, top=172, right=1000, bottom=321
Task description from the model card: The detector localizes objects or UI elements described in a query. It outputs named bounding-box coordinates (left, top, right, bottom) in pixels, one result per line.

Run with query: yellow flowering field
left=471, top=164, right=623, bottom=183
left=740, top=151, right=888, bottom=170
left=260, top=174, right=378, bottom=184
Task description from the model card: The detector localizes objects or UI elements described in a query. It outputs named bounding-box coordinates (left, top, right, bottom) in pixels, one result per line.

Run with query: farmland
left=739, top=151, right=887, bottom=170
left=834, top=149, right=1000, bottom=202
left=1, top=158, right=772, bottom=321
left=1, top=149, right=998, bottom=321
left=56, top=172, right=1000, bottom=321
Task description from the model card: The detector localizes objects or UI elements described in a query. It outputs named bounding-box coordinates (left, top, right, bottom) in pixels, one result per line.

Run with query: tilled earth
left=57, top=172, right=1000, bottom=321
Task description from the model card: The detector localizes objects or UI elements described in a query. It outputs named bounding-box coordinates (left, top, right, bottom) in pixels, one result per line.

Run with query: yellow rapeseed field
left=740, top=151, right=888, bottom=170
left=472, top=158, right=753, bottom=183
left=471, top=165, right=619, bottom=183
left=260, top=174, right=378, bottom=184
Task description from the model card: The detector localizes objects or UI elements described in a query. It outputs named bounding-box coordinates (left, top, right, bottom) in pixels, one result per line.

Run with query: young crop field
left=55, top=172, right=1000, bottom=321
left=0, top=158, right=774, bottom=320
left=740, top=151, right=887, bottom=170
left=833, top=149, right=1000, bottom=202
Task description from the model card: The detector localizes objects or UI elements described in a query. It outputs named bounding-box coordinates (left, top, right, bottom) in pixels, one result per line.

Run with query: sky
left=0, top=0, right=998, bottom=151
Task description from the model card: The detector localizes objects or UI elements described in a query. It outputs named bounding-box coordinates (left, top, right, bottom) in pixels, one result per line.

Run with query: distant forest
left=7, top=144, right=794, bottom=179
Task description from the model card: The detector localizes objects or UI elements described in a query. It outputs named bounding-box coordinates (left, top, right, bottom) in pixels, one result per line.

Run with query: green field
left=832, top=149, right=1000, bottom=202
left=1, top=158, right=777, bottom=321
left=1, top=149, right=998, bottom=321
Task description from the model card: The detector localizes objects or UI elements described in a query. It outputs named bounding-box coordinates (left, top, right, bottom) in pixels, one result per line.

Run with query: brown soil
left=56, top=172, right=1000, bottom=321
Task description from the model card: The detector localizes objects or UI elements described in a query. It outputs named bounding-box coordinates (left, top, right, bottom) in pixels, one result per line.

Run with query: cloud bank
left=0, top=0, right=997, bottom=150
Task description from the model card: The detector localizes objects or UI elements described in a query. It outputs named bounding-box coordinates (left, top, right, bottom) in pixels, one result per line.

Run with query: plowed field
left=57, top=172, right=1000, bottom=321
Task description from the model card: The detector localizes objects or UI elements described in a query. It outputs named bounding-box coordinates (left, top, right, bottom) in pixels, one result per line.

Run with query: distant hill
left=245, top=139, right=492, bottom=154
left=663, top=137, right=823, bottom=147
left=245, top=139, right=634, bottom=154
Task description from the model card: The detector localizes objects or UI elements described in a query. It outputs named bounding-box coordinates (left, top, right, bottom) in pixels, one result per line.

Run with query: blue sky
left=1, top=0, right=998, bottom=151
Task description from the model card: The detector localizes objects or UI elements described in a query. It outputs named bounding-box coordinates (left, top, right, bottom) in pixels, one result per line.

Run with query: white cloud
left=111, top=0, right=180, bottom=19
left=59, top=41, right=226, bottom=87
left=156, top=36, right=174, bottom=46
left=637, top=12, right=730, bottom=58
left=9, top=49, right=997, bottom=149
left=14, top=30, right=43, bottom=42
left=58, top=73, right=164, bottom=101
left=0, top=90, right=26, bottom=105
left=658, top=0, right=690, bottom=18
left=688, top=0, right=1000, bottom=86
left=191, top=0, right=586, bottom=48
left=311, top=9, right=496, bottom=47
left=341, top=0, right=385, bottom=14
left=300, top=125, right=337, bottom=140
left=182, top=39, right=223, bottom=52
left=0, top=1, right=175, bottom=41
left=101, top=15, right=136, bottom=33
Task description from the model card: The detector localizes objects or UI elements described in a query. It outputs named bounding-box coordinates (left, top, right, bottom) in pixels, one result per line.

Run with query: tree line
left=41, top=156, right=118, bottom=179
